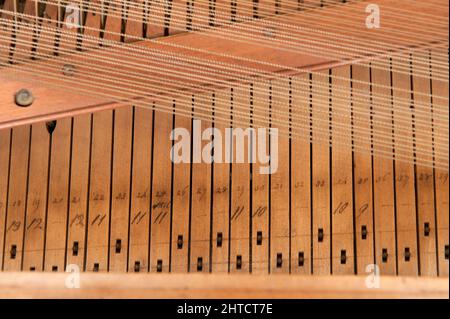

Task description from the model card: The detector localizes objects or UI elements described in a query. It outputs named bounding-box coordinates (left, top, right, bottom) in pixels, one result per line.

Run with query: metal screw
left=262, top=26, right=276, bottom=38
left=14, top=89, right=34, bottom=107
left=62, top=64, right=76, bottom=76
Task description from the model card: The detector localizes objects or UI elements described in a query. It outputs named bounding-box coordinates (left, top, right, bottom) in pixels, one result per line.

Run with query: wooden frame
left=0, top=273, right=447, bottom=299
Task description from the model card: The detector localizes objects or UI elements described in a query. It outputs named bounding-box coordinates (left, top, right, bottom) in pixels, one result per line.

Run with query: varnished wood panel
left=372, top=63, right=397, bottom=275
left=85, top=111, right=113, bottom=272
left=171, top=99, right=191, bottom=273
left=291, top=75, right=311, bottom=275
left=331, top=66, right=354, bottom=275
left=2, top=125, right=30, bottom=271
left=252, top=81, right=270, bottom=274
left=65, top=114, right=91, bottom=270
left=211, top=89, right=231, bottom=273
left=43, top=118, right=71, bottom=272
left=352, top=65, right=375, bottom=274
left=270, top=78, right=290, bottom=273
left=229, top=86, right=251, bottom=273
left=149, top=105, right=172, bottom=273
left=0, top=129, right=10, bottom=269
left=22, top=123, right=49, bottom=271
left=109, top=107, right=133, bottom=272
left=311, top=71, right=331, bottom=275
left=189, top=93, right=212, bottom=273
left=127, top=106, right=152, bottom=272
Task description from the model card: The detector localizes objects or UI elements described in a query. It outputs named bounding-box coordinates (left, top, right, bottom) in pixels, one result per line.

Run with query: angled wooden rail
left=0, top=273, right=448, bottom=299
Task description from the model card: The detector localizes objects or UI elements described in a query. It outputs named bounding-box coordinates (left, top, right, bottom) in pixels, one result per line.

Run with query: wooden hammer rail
left=0, top=0, right=448, bottom=129
left=0, top=273, right=448, bottom=298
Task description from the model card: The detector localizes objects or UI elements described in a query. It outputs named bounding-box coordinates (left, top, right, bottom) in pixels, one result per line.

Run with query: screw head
left=14, top=89, right=34, bottom=107
left=62, top=64, right=76, bottom=76
left=262, top=26, right=276, bottom=38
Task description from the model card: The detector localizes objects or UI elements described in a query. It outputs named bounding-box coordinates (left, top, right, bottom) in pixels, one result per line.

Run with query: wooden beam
left=0, top=0, right=447, bottom=129
left=0, top=272, right=447, bottom=299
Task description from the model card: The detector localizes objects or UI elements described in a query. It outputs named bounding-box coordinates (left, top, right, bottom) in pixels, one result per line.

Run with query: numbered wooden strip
left=411, top=52, right=437, bottom=276
left=270, top=78, right=290, bottom=273
left=85, top=110, right=113, bottom=272
left=43, top=118, right=72, bottom=272
left=391, top=56, right=418, bottom=276
left=171, top=98, right=191, bottom=273
left=0, top=129, right=11, bottom=269
left=351, top=65, right=375, bottom=274
left=34, top=1, right=59, bottom=57
left=229, top=85, right=250, bottom=273
left=22, top=123, right=49, bottom=272
left=291, top=74, right=311, bottom=275
left=211, top=89, right=230, bottom=273
left=189, top=93, right=212, bottom=273
left=128, top=106, right=153, bottom=272
left=149, top=104, right=172, bottom=273
left=371, top=62, right=397, bottom=275
left=122, top=0, right=145, bottom=42
left=251, top=81, right=270, bottom=274
left=2, top=125, right=30, bottom=271
left=65, top=114, right=91, bottom=270
left=431, top=50, right=449, bottom=277
left=311, top=70, right=331, bottom=275
left=331, top=66, right=354, bottom=275
left=109, top=106, right=133, bottom=272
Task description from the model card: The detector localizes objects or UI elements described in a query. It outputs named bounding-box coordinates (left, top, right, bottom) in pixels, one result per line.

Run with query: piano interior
left=0, top=0, right=448, bottom=299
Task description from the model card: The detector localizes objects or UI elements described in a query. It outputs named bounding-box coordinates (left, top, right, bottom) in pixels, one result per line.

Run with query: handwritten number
left=231, top=206, right=245, bottom=221
left=333, top=201, right=349, bottom=215
left=7, top=220, right=21, bottom=232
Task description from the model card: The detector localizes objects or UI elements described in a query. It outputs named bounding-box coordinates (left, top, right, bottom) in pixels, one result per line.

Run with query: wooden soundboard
left=0, top=0, right=448, bottom=299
